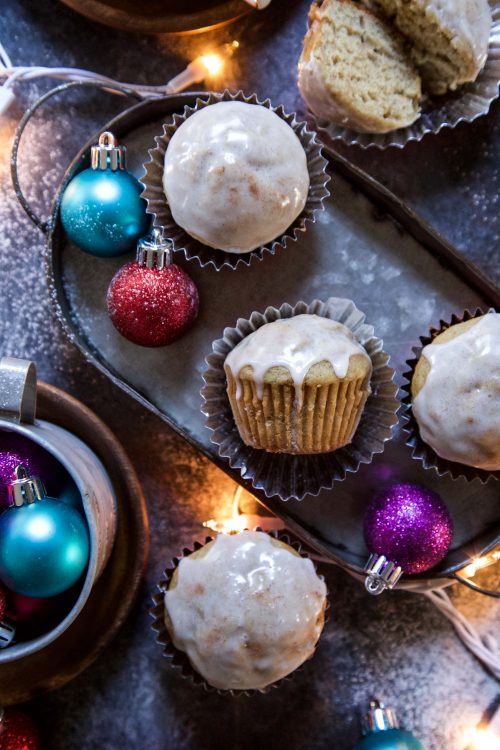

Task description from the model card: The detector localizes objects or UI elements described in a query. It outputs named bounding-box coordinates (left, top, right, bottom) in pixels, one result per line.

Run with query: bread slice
left=298, top=0, right=422, bottom=133
left=372, top=0, right=492, bottom=94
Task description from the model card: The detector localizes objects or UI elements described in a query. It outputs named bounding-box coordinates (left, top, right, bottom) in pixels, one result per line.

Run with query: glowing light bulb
left=165, top=40, right=239, bottom=95
left=466, top=728, right=500, bottom=750
left=463, top=562, right=478, bottom=578
left=199, top=54, right=223, bottom=77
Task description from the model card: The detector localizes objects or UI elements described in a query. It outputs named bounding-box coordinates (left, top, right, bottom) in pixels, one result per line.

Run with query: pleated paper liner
left=150, top=530, right=328, bottom=697
left=201, top=298, right=399, bottom=501
left=401, top=307, right=499, bottom=483
left=140, top=89, right=330, bottom=270
left=316, top=2, right=500, bottom=149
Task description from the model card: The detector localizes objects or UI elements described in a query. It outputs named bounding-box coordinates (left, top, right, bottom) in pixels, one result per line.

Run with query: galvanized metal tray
left=34, top=93, right=499, bottom=590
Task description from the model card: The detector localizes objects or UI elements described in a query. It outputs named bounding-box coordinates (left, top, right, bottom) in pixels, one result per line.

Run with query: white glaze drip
left=224, top=314, right=371, bottom=403
left=163, top=101, right=310, bottom=254
left=413, top=313, right=500, bottom=470
left=164, top=531, right=327, bottom=691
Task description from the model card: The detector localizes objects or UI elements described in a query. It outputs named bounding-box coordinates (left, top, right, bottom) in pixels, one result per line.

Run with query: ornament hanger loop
left=136, top=226, right=174, bottom=270
left=99, top=131, right=116, bottom=148
left=365, top=576, right=388, bottom=596
left=91, top=130, right=126, bottom=171
left=364, top=553, right=403, bottom=596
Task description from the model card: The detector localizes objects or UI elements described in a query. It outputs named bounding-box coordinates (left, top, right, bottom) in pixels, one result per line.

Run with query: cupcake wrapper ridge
left=401, top=307, right=499, bottom=483
left=140, top=89, right=330, bottom=270
left=201, top=297, right=399, bottom=501
left=150, top=530, right=327, bottom=696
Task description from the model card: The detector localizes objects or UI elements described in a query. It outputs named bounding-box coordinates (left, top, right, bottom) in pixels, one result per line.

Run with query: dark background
left=0, top=1, right=498, bottom=748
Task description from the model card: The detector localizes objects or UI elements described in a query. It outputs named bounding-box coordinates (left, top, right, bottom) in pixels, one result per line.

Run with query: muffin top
left=224, top=314, right=372, bottom=401
left=411, top=313, right=500, bottom=470
left=162, top=101, right=310, bottom=254
left=164, top=531, right=327, bottom=691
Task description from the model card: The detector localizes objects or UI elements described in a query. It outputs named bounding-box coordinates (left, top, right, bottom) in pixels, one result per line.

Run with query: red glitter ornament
left=0, top=708, right=40, bottom=750
left=107, top=228, right=199, bottom=347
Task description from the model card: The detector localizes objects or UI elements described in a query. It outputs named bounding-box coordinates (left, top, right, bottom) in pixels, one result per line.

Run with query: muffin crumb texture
left=164, top=532, right=327, bottom=691
left=411, top=313, right=500, bottom=471
left=373, top=0, right=492, bottom=94
left=298, top=0, right=422, bottom=133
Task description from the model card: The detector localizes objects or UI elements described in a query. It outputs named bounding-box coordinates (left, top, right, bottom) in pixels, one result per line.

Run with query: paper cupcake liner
left=150, top=530, right=328, bottom=696
left=315, top=3, right=500, bottom=149
left=201, top=298, right=399, bottom=501
left=140, top=89, right=330, bottom=270
left=401, top=308, right=499, bottom=482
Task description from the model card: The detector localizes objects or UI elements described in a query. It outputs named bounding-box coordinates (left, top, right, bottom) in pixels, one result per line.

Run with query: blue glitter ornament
left=354, top=700, right=426, bottom=750
left=60, top=131, right=149, bottom=257
left=0, top=465, right=89, bottom=598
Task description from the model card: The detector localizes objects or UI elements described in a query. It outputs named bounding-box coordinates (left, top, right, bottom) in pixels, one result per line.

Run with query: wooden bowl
left=0, top=378, right=149, bottom=704
left=58, top=0, right=251, bottom=34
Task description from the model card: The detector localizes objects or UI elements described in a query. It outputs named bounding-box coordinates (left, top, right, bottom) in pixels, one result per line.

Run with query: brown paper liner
left=226, top=366, right=370, bottom=454
left=140, top=89, right=330, bottom=270
left=401, top=307, right=499, bottom=483
left=150, top=531, right=328, bottom=696
left=201, top=298, right=399, bottom=500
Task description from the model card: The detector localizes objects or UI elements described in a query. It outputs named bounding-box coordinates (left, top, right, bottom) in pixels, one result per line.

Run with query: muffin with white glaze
left=410, top=312, right=500, bottom=472
left=162, top=100, right=310, bottom=254
left=160, top=531, right=327, bottom=692
left=224, top=314, right=373, bottom=454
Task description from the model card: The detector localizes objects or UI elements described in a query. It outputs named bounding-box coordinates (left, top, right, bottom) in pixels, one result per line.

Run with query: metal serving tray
left=41, top=94, right=499, bottom=589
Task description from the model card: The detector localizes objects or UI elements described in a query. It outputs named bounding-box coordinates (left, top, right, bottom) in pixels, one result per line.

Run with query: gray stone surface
left=0, top=1, right=498, bottom=748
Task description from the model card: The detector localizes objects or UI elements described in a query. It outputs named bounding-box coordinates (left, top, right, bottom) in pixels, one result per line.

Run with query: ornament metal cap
left=7, top=464, right=46, bottom=508
left=364, top=553, right=403, bottom=595
left=136, top=227, right=173, bottom=270
left=91, top=131, right=126, bottom=171
left=0, top=619, right=15, bottom=649
left=362, top=699, right=398, bottom=735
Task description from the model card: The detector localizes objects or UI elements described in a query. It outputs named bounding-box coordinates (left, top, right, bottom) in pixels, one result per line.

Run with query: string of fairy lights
left=0, top=39, right=239, bottom=115
left=0, top=26, right=497, bottom=750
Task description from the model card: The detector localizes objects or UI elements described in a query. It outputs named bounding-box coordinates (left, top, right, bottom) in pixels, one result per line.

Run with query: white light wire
left=0, top=39, right=235, bottom=106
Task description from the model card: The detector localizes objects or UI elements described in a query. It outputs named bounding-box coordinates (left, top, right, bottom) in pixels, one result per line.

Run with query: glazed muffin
left=373, top=0, right=492, bottom=95
left=298, top=0, right=422, bottom=133
left=411, top=313, right=500, bottom=471
left=163, top=531, right=327, bottom=691
left=162, top=101, right=310, bottom=254
left=224, top=314, right=373, bottom=454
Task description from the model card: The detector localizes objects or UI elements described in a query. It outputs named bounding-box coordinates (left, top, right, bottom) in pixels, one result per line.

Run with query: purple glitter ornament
left=0, top=434, right=64, bottom=508
left=364, top=483, right=453, bottom=575
left=0, top=452, right=36, bottom=509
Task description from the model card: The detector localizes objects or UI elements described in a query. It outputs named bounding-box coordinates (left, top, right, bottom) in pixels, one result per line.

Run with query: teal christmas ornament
left=0, top=465, right=90, bottom=598
left=59, top=478, right=84, bottom=513
left=354, top=700, right=426, bottom=750
left=60, top=131, right=150, bottom=257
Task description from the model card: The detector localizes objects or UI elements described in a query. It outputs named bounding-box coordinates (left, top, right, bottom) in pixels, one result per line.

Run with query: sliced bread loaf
left=298, top=0, right=422, bottom=133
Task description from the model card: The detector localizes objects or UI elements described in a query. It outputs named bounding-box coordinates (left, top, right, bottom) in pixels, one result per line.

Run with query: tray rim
left=0, top=379, right=149, bottom=704
left=43, top=92, right=500, bottom=586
